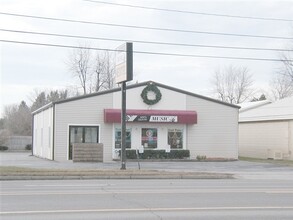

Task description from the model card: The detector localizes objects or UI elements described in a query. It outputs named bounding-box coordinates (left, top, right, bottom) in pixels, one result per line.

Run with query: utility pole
left=120, top=81, right=126, bottom=170
left=115, top=42, right=133, bottom=170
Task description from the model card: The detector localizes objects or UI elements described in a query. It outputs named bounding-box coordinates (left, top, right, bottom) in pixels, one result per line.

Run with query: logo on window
left=146, top=129, right=153, bottom=137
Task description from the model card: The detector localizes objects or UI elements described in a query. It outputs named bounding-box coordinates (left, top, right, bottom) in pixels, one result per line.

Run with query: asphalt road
left=1, top=179, right=293, bottom=220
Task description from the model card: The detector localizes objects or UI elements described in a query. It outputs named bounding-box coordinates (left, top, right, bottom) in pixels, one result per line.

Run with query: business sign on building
left=126, top=115, right=178, bottom=123
left=115, top=42, right=133, bottom=83
left=104, top=109, right=197, bottom=124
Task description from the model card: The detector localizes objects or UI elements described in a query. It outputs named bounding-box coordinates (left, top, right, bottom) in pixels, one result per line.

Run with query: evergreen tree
left=3, top=101, right=32, bottom=136
left=31, top=92, right=47, bottom=112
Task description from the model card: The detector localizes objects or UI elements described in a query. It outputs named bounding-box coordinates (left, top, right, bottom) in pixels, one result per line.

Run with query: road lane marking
left=25, top=184, right=114, bottom=187
left=2, top=188, right=293, bottom=196
left=266, top=191, right=293, bottom=194
left=1, top=206, right=293, bottom=215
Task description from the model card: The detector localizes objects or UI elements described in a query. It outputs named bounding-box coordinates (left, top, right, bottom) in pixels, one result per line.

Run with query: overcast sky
left=1, top=0, right=293, bottom=117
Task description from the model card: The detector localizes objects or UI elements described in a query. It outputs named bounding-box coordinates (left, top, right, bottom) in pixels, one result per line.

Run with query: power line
left=0, top=12, right=292, bottom=40
left=84, top=0, right=293, bottom=22
left=1, top=28, right=292, bottom=52
left=1, top=39, right=292, bottom=62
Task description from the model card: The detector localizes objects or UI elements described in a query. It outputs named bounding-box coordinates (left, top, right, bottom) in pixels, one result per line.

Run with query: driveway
left=1, top=152, right=292, bottom=180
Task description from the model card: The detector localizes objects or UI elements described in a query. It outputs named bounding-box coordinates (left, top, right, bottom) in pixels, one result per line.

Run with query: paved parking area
left=1, top=152, right=292, bottom=180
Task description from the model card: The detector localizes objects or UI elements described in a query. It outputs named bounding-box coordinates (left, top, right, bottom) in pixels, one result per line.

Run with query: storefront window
left=142, top=128, right=157, bottom=148
left=115, top=128, right=131, bottom=149
left=69, top=126, right=99, bottom=160
left=85, top=127, right=98, bottom=143
left=70, top=127, right=83, bottom=143
left=168, top=129, right=183, bottom=149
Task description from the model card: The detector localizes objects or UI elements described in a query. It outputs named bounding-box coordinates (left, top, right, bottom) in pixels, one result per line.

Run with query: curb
left=0, top=173, right=234, bottom=181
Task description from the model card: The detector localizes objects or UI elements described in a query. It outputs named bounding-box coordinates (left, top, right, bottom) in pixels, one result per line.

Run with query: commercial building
left=239, top=96, right=293, bottom=160
left=32, top=81, right=239, bottom=162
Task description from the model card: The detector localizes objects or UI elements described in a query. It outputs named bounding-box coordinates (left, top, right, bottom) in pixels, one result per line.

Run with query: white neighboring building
left=239, top=100, right=271, bottom=113
left=239, top=96, right=293, bottom=160
left=32, top=81, right=239, bottom=162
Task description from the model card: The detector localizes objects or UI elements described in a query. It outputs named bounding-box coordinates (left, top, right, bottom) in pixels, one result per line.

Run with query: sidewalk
left=0, top=152, right=233, bottom=180
left=1, top=152, right=293, bottom=180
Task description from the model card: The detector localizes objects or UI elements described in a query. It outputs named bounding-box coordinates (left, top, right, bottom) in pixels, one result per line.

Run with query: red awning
left=104, top=109, right=197, bottom=124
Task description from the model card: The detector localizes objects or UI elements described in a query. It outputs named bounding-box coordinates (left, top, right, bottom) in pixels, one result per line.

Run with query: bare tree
left=269, top=37, right=293, bottom=100
left=280, top=49, right=293, bottom=82
left=92, top=51, right=115, bottom=92
left=270, top=72, right=293, bottom=100
left=211, top=65, right=254, bottom=104
left=99, top=51, right=115, bottom=90
left=68, top=45, right=116, bottom=94
left=68, top=45, right=92, bottom=95
left=92, top=51, right=105, bottom=92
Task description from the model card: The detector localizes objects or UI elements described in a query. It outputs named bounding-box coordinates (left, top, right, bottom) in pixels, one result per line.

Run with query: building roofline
left=151, top=81, right=240, bottom=109
left=31, top=102, right=54, bottom=115
left=33, top=80, right=240, bottom=114
left=239, top=100, right=271, bottom=113
left=239, top=96, right=293, bottom=122
left=239, top=118, right=293, bottom=123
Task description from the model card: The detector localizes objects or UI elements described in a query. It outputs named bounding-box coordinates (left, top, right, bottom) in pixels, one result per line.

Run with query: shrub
left=196, top=155, right=207, bottom=161
left=140, top=150, right=166, bottom=159
left=0, top=146, right=8, bottom=151
left=118, top=149, right=190, bottom=159
left=169, top=150, right=190, bottom=159
left=126, top=149, right=137, bottom=159
left=118, top=149, right=137, bottom=159
left=25, top=144, right=32, bottom=150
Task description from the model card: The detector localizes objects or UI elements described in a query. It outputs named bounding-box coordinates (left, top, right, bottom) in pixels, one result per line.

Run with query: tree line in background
left=1, top=43, right=292, bottom=141
left=69, top=43, right=293, bottom=105
left=211, top=46, right=293, bottom=104
left=0, top=90, right=69, bottom=145
left=0, top=47, right=117, bottom=143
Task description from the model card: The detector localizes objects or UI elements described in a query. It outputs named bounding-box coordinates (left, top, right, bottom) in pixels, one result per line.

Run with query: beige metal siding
left=239, top=121, right=292, bottom=160
left=33, top=106, right=54, bottom=160
left=186, top=95, right=238, bottom=159
left=54, top=93, right=113, bottom=162
left=112, top=86, right=188, bottom=158
left=113, top=86, right=186, bottom=110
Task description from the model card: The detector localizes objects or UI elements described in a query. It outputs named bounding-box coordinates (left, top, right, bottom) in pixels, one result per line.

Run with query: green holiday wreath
left=141, top=83, right=162, bottom=105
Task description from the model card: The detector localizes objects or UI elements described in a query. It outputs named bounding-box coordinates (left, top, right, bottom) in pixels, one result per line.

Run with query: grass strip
left=0, top=166, right=230, bottom=178
left=239, top=157, right=293, bottom=167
